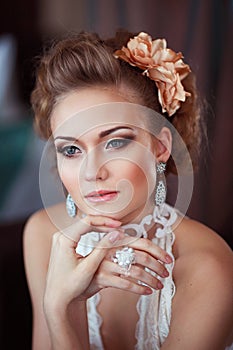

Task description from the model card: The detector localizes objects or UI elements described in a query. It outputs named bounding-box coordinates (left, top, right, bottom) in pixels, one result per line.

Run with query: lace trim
left=85, top=203, right=177, bottom=350
left=87, top=293, right=104, bottom=350
left=157, top=232, right=176, bottom=345
left=135, top=204, right=177, bottom=350
left=121, top=203, right=177, bottom=239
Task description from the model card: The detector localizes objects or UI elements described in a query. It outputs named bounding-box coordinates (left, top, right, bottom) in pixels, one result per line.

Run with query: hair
left=31, top=30, right=203, bottom=174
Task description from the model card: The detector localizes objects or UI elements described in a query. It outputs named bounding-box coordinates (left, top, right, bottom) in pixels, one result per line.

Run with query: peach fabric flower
left=114, top=32, right=191, bottom=116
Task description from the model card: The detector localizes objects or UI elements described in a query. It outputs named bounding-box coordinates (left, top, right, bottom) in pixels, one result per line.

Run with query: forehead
left=51, top=88, right=151, bottom=139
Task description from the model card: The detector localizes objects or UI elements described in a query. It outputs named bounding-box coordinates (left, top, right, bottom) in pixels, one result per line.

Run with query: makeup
left=85, top=190, right=119, bottom=203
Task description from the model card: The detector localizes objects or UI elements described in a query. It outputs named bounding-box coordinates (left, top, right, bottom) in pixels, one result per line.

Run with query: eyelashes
left=105, top=137, right=133, bottom=150
left=56, top=145, right=81, bottom=158
left=56, top=136, right=135, bottom=158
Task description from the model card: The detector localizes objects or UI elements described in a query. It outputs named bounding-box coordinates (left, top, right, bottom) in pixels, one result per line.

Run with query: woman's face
left=51, top=87, right=164, bottom=223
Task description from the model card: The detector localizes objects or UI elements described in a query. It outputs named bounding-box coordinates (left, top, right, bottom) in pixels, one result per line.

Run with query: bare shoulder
left=173, top=216, right=233, bottom=275
left=166, top=217, right=233, bottom=348
left=173, top=216, right=233, bottom=291
left=23, top=202, right=68, bottom=300
left=23, top=202, right=67, bottom=251
left=23, top=201, right=72, bottom=269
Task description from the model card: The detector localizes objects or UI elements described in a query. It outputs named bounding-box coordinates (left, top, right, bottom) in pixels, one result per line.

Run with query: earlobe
left=154, top=127, right=172, bottom=162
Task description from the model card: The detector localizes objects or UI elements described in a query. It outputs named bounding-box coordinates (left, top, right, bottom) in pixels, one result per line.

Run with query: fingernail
left=163, top=270, right=169, bottom=277
left=165, top=255, right=173, bottom=263
left=157, top=281, right=164, bottom=289
left=109, top=220, right=122, bottom=228
left=108, top=231, right=121, bottom=243
left=145, top=288, right=153, bottom=295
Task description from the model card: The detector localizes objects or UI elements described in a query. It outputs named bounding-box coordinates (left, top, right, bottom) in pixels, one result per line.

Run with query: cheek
left=126, top=165, right=146, bottom=185
left=57, top=158, right=80, bottom=194
left=111, top=159, right=156, bottom=195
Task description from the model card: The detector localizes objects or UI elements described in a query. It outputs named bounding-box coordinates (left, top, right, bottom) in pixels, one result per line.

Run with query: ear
left=153, top=127, right=172, bottom=162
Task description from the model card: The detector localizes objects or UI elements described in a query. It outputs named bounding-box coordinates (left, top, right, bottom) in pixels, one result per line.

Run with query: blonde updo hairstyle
left=31, top=31, right=202, bottom=174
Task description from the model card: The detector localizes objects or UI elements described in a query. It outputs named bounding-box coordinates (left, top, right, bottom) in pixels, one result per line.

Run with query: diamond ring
left=112, top=247, right=136, bottom=275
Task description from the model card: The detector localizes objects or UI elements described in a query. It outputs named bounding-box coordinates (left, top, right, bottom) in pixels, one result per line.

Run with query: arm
left=44, top=300, right=87, bottom=350
left=161, top=220, right=233, bottom=350
left=23, top=210, right=124, bottom=350
left=23, top=209, right=94, bottom=350
left=23, top=210, right=56, bottom=350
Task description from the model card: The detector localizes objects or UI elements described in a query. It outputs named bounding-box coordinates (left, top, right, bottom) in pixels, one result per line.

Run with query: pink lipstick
left=85, top=190, right=119, bottom=203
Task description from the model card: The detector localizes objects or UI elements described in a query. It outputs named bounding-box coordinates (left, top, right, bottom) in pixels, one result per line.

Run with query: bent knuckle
left=141, top=238, right=152, bottom=250
left=133, top=266, right=144, bottom=279
left=95, top=271, right=107, bottom=285
left=148, top=275, right=157, bottom=286
left=122, top=279, right=133, bottom=290
left=140, top=252, right=150, bottom=265
left=96, top=269, right=105, bottom=280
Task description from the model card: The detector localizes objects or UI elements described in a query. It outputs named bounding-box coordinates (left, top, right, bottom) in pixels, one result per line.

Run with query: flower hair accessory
left=114, top=32, right=191, bottom=116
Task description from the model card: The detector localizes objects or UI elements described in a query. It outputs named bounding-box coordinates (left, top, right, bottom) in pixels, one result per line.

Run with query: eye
left=105, top=138, right=132, bottom=150
left=56, top=145, right=81, bottom=158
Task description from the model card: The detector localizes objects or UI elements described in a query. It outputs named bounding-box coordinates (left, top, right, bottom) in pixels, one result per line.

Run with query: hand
left=61, top=212, right=123, bottom=242
left=44, top=227, right=124, bottom=312
left=91, top=235, right=173, bottom=295
left=63, top=213, right=172, bottom=296
left=44, top=214, right=124, bottom=311
left=44, top=214, right=173, bottom=313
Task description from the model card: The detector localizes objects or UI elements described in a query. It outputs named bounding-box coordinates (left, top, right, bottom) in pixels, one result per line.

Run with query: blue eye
left=57, top=145, right=81, bottom=158
left=105, top=138, right=132, bottom=149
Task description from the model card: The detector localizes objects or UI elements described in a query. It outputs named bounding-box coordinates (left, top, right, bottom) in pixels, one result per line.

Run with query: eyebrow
left=99, top=126, right=133, bottom=137
left=54, top=126, right=134, bottom=141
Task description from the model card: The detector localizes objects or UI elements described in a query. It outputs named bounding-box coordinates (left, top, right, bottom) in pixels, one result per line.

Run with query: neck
left=120, top=198, right=155, bottom=226
left=120, top=197, right=161, bottom=239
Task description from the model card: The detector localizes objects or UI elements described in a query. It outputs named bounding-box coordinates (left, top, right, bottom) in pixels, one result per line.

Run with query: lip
left=85, top=190, right=119, bottom=203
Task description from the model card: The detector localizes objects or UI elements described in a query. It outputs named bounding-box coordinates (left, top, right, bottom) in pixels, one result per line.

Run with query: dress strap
left=87, top=293, right=104, bottom=350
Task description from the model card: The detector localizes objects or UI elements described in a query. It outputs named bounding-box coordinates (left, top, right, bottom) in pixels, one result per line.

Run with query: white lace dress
left=76, top=204, right=233, bottom=350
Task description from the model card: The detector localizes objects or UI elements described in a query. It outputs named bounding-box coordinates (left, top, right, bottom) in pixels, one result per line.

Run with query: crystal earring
left=155, top=162, right=166, bottom=206
left=66, top=193, right=76, bottom=217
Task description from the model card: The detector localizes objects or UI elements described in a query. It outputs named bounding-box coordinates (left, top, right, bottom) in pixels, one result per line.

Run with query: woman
left=23, top=31, right=233, bottom=349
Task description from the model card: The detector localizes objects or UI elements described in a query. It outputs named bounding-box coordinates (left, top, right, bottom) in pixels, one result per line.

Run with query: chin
left=83, top=205, right=128, bottom=221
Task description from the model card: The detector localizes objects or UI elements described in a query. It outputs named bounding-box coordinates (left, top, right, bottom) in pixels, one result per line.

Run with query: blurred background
left=0, top=0, right=232, bottom=348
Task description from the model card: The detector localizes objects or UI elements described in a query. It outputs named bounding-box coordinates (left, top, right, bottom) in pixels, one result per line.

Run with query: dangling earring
left=66, top=193, right=77, bottom=217
left=155, top=162, right=166, bottom=206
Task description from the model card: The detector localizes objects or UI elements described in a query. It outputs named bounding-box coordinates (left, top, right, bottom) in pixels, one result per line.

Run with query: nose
left=82, top=150, right=108, bottom=182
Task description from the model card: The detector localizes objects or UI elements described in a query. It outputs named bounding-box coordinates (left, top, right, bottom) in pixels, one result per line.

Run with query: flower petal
left=114, top=32, right=191, bottom=116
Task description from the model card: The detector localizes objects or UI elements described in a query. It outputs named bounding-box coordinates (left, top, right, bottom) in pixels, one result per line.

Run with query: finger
left=60, top=215, right=121, bottom=242
left=98, top=260, right=163, bottom=291
left=123, top=265, right=164, bottom=290
left=83, top=215, right=122, bottom=230
left=117, top=237, right=173, bottom=265
left=105, top=247, right=169, bottom=278
left=133, top=251, right=169, bottom=278
left=97, top=272, right=153, bottom=295
left=80, top=230, right=125, bottom=274
left=52, top=231, right=77, bottom=250
left=61, top=220, right=88, bottom=243
left=61, top=216, right=122, bottom=242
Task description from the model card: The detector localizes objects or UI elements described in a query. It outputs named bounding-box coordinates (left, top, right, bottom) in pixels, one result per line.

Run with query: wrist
left=44, top=298, right=88, bottom=349
left=44, top=295, right=86, bottom=322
